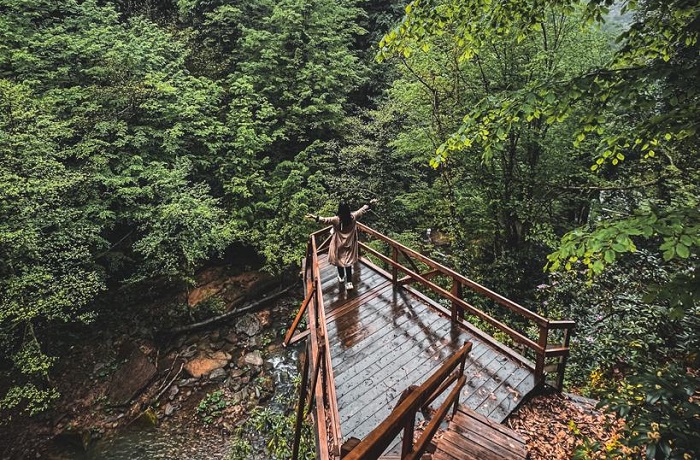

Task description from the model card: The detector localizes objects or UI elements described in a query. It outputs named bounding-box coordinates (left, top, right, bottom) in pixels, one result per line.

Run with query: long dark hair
left=337, top=202, right=352, bottom=231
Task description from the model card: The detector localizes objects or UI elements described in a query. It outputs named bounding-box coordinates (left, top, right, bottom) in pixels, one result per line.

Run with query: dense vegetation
left=1, top=0, right=697, bottom=458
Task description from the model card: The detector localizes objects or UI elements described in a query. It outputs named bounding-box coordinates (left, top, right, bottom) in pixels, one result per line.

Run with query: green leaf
left=675, top=243, right=690, bottom=258
left=604, top=250, right=615, bottom=263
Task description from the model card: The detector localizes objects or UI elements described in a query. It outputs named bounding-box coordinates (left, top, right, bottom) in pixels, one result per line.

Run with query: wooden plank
left=461, top=354, right=516, bottom=408
left=326, top=279, right=394, bottom=322
left=358, top=224, right=549, bottom=326
left=384, top=269, right=535, bottom=372
left=331, top=299, right=438, bottom=377
left=432, top=450, right=460, bottom=460
left=439, top=429, right=519, bottom=460
left=336, top=317, right=455, bottom=412
left=421, top=343, right=500, bottom=413
left=475, top=365, right=531, bottom=420
left=341, top=338, right=460, bottom=439
left=478, top=371, right=535, bottom=422
left=321, top=271, right=388, bottom=315
left=454, top=407, right=524, bottom=442
left=434, top=433, right=482, bottom=460
left=343, top=323, right=472, bottom=440
left=326, top=284, right=399, bottom=343
left=328, top=295, right=432, bottom=354
left=331, top=290, right=449, bottom=378
left=448, top=413, right=526, bottom=459
left=328, top=298, right=394, bottom=352
left=341, top=343, right=472, bottom=460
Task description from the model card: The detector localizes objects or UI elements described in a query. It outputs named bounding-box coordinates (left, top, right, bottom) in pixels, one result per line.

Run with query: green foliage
left=602, top=366, right=700, bottom=460
left=196, top=389, right=229, bottom=424
left=377, top=1, right=699, bottom=457
left=0, top=0, right=233, bottom=415
left=227, top=375, right=315, bottom=460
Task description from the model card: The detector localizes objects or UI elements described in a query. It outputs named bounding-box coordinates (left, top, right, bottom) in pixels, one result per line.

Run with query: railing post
left=391, top=246, right=398, bottom=284
left=556, top=326, right=572, bottom=390
left=292, top=343, right=310, bottom=460
left=535, top=323, right=549, bottom=385
left=451, top=278, right=463, bottom=322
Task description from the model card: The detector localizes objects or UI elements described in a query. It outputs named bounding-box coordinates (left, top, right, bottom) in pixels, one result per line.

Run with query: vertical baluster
left=535, top=324, right=549, bottom=385
left=451, top=279, right=463, bottom=322
left=292, top=344, right=310, bottom=460
left=556, top=326, right=572, bottom=390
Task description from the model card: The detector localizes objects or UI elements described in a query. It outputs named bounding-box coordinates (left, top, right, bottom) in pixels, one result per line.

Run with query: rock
left=244, top=351, right=263, bottom=367
left=164, top=403, right=175, bottom=417
left=53, top=429, right=92, bottom=452
left=208, top=368, right=227, bottom=381
left=168, top=385, right=179, bottom=400
left=255, top=310, right=272, bottom=328
left=106, top=345, right=157, bottom=406
left=236, top=313, right=261, bottom=337
left=229, top=368, right=246, bottom=379
left=195, top=266, right=228, bottom=286
left=187, top=280, right=226, bottom=307
left=223, top=331, right=238, bottom=344
left=133, top=407, right=158, bottom=427
left=184, top=351, right=231, bottom=378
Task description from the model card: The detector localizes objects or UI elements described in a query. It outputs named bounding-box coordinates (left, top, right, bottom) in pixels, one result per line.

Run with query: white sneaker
left=337, top=274, right=345, bottom=283
left=345, top=282, right=354, bottom=290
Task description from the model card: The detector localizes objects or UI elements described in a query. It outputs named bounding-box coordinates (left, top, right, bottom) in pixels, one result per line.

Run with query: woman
left=306, top=200, right=375, bottom=290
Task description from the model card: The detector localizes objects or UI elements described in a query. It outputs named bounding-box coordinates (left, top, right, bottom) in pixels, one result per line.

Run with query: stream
left=50, top=296, right=305, bottom=460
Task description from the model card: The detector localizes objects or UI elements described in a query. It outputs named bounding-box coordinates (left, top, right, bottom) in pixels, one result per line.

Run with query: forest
left=0, top=0, right=698, bottom=458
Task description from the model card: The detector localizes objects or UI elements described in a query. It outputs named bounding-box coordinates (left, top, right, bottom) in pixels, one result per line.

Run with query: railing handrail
left=355, top=223, right=575, bottom=387
left=343, top=342, right=473, bottom=460
left=358, top=223, right=549, bottom=326
left=311, top=233, right=342, bottom=452
left=358, top=241, right=543, bottom=353
left=306, top=234, right=342, bottom=457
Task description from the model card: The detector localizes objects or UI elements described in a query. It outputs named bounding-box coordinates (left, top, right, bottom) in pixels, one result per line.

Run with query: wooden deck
left=287, top=224, right=574, bottom=459
left=320, top=258, right=535, bottom=445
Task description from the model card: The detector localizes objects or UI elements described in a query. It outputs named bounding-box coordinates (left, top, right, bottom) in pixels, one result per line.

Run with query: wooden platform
left=432, top=406, right=528, bottom=460
left=320, top=257, right=536, bottom=445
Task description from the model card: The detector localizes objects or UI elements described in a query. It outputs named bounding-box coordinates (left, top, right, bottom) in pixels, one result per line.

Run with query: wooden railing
left=357, top=223, right=575, bottom=389
left=289, top=224, right=574, bottom=459
left=342, top=342, right=473, bottom=460
left=289, top=228, right=343, bottom=459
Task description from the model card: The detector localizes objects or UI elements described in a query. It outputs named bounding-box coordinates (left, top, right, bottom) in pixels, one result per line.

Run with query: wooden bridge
left=284, top=224, right=574, bottom=459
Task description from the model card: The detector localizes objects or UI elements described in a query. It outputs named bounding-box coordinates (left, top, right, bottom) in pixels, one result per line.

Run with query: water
left=84, top=347, right=302, bottom=460
left=52, top=301, right=304, bottom=460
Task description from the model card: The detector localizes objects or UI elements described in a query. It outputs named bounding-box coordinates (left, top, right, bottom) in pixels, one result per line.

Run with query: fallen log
left=164, top=283, right=297, bottom=336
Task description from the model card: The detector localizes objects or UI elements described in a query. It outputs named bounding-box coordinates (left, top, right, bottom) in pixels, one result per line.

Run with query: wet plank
left=316, top=259, right=537, bottom=448
left=431, top=406, right=527, bottom=459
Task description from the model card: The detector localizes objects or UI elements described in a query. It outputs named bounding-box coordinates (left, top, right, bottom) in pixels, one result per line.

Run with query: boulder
left=106, top=345, right=157, bottom=406
left=235, top=313, right=261, bottom=337
left=244, top=351, right=263, bottom=367
left=208, top=368, right=227, bottom=381
left=183, top=351, right=231, bottom=378
left=187, top=280, right=226, bottom=307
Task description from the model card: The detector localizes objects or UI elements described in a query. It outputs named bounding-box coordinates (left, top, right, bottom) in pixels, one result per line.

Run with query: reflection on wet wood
left=317, top=257, right=537, bottom=446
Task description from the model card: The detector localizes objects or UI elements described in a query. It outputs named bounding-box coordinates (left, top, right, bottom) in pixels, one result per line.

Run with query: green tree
left=380, top=0, right=699, bottom=457
left=376, top=1, right=614, bottom=299
left=0, top=0, right=232, bottom=415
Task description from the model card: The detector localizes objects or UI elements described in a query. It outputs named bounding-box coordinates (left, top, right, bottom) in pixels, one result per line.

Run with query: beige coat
left=318, top=205, right=370, bottom=267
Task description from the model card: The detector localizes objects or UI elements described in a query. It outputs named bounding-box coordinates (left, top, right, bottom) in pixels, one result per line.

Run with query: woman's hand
left=305, top=213, right=317, bottom=220
left=369, top=198, right=379, bottom=205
